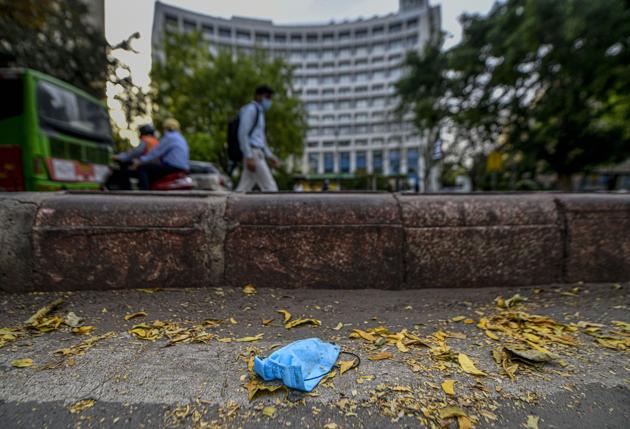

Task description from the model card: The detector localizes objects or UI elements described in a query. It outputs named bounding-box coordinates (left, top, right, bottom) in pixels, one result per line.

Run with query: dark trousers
left=137, top=163, right=181, bottom=190
left=105, top=161, right=135, bottom=190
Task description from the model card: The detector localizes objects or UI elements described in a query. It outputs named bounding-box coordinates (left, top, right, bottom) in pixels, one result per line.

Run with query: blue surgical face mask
left=253, top=338, right=340, bottom=392
left=261, top=98, right=273, bottom=111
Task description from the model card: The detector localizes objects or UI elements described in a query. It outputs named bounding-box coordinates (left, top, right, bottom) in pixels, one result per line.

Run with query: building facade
left=152, top=0, right=441, bottom=181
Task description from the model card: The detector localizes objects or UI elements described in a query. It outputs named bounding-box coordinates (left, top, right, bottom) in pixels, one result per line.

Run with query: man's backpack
left=227, top=103, right=260, bottom=166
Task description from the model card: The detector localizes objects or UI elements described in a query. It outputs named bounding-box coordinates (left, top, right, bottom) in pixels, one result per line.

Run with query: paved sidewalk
left=1, top=283, right=629, bottom=428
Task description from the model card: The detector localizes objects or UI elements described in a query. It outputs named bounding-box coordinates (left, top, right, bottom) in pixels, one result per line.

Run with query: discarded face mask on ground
left=253, top=338, right=341, bottom=392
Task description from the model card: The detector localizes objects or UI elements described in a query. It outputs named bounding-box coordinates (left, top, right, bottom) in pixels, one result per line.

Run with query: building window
left=339, top=31, right=351, bottom=41
left=306, top=33, right=318, bottom=43
left=183, top=20, right=197, bottom=33
left=164, top=14, right=178, bottom=30
left=354, top=86, right=368, bottom=93
left=373, top=151, right=383, bottom=173
left=338, top=113, right=351, bottom=122
left=322, top=88, right=335, bottom=95
left=407, top=148, right=419, bottom=173
left=340, top=152, right=350, bottom=173
left=324, top=153, right=334, bottom=173
left=236, top=30, right=251, bottom=41
left=407, top=18, right=419, bottom=27
left=355, top=59, right=368, bottom=66
left=338, top=87, right=352, bottom=94
left=355, top=29, right=368, bottom=39
left=306, top=63, right=319, bottom=69
left=201, top=24, right=214, bottom=37
left=255, top=32, right=270, bottom=43
left=372, top=56, right=384, bottom=64
left=323, top=33, right=334, bottom=43
left=306, top=89, right=318, bottom=95
left=308, top=153, right=319, bottom=173
left=274, top=33, right=287, bottom=43
left=389, top=22, right=403, bottom=33
left=356, top=151, right=367, bottom=171
left=389, top=149, right=400, bottom=175
left=373, top=26, right=384, bottom=36
left=219, top=27, right=232, bottom=38
left=290, top=33, right=303, bottom=44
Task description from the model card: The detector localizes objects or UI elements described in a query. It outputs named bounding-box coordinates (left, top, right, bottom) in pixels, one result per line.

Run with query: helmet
left=138, top=124, right=155, bottom=136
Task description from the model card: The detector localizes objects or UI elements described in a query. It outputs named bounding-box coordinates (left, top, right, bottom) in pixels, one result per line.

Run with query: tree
left=0, top=0, right=148, bottom=142
left=0, top=0, right=108, bottom=96
left=151, top=31, right=306, bottom=172
left=396, top=39, right=450, bottom=192
left=451, top=0, right=630, bottom=189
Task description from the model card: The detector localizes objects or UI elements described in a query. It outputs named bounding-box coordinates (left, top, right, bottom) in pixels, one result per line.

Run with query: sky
left=105, top=0, right=497, bottom=89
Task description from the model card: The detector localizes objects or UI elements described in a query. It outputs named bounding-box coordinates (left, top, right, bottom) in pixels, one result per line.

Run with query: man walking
left=236, top=85, right=280, bottom=192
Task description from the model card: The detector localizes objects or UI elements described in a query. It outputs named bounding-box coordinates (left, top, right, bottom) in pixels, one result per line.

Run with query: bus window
left=0, top=76, right=23, bottom=120
left=36, top=80, right=112, bottom=144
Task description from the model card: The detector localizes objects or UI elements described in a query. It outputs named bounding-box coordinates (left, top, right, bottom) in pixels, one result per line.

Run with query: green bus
left=0, top=68, right=113, bottom=191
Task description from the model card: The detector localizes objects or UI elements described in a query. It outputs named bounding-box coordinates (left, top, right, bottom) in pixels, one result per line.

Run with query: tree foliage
left=151, top=31, right=306, bottom=170
left=398, top=0, right=630, bottom=190
left=0, top=0, right=108, bottom=96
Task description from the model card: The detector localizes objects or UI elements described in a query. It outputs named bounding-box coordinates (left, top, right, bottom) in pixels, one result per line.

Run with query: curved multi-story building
left=152, top=0, right=441, bottom=183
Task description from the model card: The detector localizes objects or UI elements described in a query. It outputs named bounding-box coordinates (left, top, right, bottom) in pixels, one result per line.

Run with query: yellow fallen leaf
left=452, top=316, right=466, bottom=322
left=351, top=329, right=377, bottom=342
left=245, top=379, right=285, bottom=401
left=25, top=298, right=64, bottom=325
left=458, top=415, right=473, bottom=429
left=124, top=311, right=147, bottom=321
left=391, top=385, right=412, bottom=392
left=285, top=318, right=321, bottom=329
left=68, top=399, right=96, bottom=414
left=247, top=354, right=255, bottom=374
left=368, top=351, right=393, bottom=361
left=277, top=310, right=291, bottom=324
left=262, top=406, right=276, bottom=418
left=262, top=319, right=274, bottom=326
left=337, top=360, right=356, bottom=375
left=439, top=405, right=467, bottom=419
left=235, top=333, right=264, bottom=342
left=526, top=415, right=540, bottom=429
left=323, top=423, right=339, bottom=429
left=218, top=338, right=232, bottom=343
left=485, top=330, right=500, bottom=340
left=333, top=322, right=344, bottom=331
left=72, top=326, right=96, bottom=335
left=243, top=283, right=257, bottom=295
left=11, top=358, right=33, bottom=368
left=458, top=353, right=487, bottom=376
left=441, top=379, right=456, bottom=396
left=612, top=321, right=630, bottom=332
left=229, top=317, right=238, bottom=325
left=396, top=341, right=410, bottom=353
left=464, top=319, right=475, bottom=324
left=138, top=288, right=160, bottom=294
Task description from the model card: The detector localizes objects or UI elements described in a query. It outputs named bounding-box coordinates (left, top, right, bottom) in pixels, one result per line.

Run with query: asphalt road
left=0, top=283, right=629, bottom=429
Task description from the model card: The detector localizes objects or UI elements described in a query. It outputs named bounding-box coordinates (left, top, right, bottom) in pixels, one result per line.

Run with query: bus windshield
left=36, top=80, right=113, bottom=144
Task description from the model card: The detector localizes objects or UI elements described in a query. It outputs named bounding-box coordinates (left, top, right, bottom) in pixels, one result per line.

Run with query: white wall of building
left=152, top=0, right=441, bottom=178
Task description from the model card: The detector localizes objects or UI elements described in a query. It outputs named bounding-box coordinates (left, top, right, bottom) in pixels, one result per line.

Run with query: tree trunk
left=557, top=173, right=573, bottom=192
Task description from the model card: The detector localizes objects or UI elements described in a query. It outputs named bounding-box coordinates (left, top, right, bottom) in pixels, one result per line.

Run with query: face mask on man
left=261, top=98, right=273, bottom=111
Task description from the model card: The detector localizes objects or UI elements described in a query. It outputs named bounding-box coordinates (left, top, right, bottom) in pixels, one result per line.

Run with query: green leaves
left=151, top=31, right=306, bottom=173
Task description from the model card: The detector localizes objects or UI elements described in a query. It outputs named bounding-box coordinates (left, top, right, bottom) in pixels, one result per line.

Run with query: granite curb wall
left=1, top=192, right=628, bottom=291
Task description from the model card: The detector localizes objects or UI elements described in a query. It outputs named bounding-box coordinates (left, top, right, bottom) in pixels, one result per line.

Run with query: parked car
left=189, top=161, right=232, bottom=191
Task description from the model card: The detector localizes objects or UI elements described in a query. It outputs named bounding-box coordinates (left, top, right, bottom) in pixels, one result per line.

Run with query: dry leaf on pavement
left=10, top=358, right=33, bottom=368
left=235, top=333, right=264, bottom=342
left=124, top=311, right=147, bottom=321
left=72, top=326, right=96, bottom=335
left=68, top=399, right=96, bottom=414
left=277, top=310, right=292, bottom=324
left=526, top=415, right=540, bottom=429
left=25, top=298, right=63, bottom=325
left=243, top=284, right=257, bottom=295
left=285, top=318, right=321, bottom=329
left=441, top=379, right=456, bottom=396
left=438, top=405, right=467, bottom=419
left=458, top=353, right=487, bottom=376
left=368, top=351, right=393, bottom=361
left=262, top=406, right=276, bottom=418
